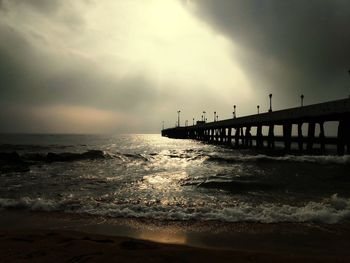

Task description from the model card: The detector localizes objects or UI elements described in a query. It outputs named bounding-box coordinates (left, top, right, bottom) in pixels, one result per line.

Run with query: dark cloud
left=192, top=0, right=350, bottom=107
left=1, top=0, right=240, bottom=133
left=1, top=0, right=349, bottom=133
left=0, top=25, right=42, bottom=103
left=0, top=23, right=159, bottom=111
left=1, top=0, right=61, bottom=13
left=0, top=20, right=162, bottom=133
left=0, top=0, right=86, bottom=31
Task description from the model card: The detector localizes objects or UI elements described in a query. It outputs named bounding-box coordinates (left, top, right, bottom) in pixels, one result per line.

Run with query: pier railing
left=161, top=98, right=350, bottom=155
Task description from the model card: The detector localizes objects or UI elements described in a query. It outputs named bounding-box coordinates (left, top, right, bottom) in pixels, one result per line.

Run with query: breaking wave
left=1, top=150, right=150, bottom=165
left=183, top=179, right=275, bottom=191
left=1, top=194, right=350, bottom=224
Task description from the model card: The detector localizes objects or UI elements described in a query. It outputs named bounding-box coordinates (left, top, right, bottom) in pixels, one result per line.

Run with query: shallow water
left=0, top=134, right=350, bottom=223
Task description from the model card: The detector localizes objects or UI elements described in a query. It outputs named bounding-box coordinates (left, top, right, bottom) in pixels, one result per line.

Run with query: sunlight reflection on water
left=1, top=134, right=350, bottom=224
left=140, top=171, right=188, bottom=191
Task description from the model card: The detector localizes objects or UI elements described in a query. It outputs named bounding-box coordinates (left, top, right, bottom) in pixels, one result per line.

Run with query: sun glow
left=0, top=0, right=253, bottom=133
left=76, top=0, right=252, bottom=98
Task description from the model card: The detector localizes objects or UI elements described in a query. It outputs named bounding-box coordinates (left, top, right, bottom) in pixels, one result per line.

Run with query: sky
left=0, top=0, right=349, bottom=134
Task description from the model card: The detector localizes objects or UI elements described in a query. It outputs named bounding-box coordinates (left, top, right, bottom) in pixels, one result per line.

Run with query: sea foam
left=1, top=194, right=350, bottom=224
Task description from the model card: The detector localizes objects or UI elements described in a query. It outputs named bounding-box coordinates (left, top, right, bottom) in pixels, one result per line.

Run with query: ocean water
left=1, top=134, right=350, bottom=224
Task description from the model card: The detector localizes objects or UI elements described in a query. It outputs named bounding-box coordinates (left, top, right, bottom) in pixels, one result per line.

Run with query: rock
left=0, top=152, right=22, bottom=162
left=81, top=150, right=107, bottom=159
left=0, top=150, right=109, bottom=172
left=22, top=153, right=47, bottom=162
left=0, top=152, right=30, bottom=173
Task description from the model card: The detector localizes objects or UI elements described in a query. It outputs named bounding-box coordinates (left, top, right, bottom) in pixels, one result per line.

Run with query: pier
left=161, top=98, right=350, bottom=155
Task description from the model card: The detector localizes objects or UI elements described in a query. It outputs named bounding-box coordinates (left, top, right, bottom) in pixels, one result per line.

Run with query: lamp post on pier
left=233, top=105, right=236, bottom=118
left=193, top=118, right=195, bottom=125
left=257, top=105, right=260, bottom=114
left=203, top=111, right=206, bottom=123
left=348, top=69, right=350, bottom=99
left=177, top=110, right=181, bottom=127
left=300, top=94, right=304, bottom=107
left=214, top=111, right=216, bottom=122
left=269, top=94, right=273, bottom=112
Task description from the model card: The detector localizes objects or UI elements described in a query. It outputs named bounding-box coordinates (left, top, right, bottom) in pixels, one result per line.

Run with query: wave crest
left=1, top=194, right=350, bottom=224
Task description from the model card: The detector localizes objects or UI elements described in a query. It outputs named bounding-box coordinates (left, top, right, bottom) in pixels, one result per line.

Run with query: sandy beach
left=1, top=210, right=350, bottom=262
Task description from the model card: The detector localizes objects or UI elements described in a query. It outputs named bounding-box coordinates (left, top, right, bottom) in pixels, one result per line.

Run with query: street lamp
left=233, top=105, right=236, bottom=118
left=269, top=94, right=273, bottom=112
left=348, top=70, right=350, bottom=98
left=214, top=111, right=216, bottom=122
left=300, top=94, right=304, bottom=107
left=193, top=118, right=195, bottom=125
left=257, top=105, right=260, bottom=114
left=177, top=110, right=181, bottom=127
left=203, top=111, right=206, bottom=123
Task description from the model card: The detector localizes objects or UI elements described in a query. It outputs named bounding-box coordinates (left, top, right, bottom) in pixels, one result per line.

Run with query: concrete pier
left=161, top=98, right=350, bottom=155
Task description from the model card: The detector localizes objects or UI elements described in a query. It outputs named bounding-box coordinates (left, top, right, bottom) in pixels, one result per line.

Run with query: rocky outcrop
left=0, top=152, right=30, bottom=173
left=0, top=150, right=110, bottom=174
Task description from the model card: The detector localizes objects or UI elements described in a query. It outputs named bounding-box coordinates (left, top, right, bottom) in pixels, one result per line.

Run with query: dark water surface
left=0, top=134, right=350, bottom=223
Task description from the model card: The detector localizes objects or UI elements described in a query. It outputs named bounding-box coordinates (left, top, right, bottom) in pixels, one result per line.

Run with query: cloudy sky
left=0, top=0, right=349, bottom=134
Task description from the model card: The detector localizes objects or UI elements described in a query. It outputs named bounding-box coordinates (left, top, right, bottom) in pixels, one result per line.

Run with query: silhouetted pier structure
left=161, top=98, right=350, bottom=155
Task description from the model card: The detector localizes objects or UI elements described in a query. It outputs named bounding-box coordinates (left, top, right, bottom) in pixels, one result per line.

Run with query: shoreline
left=1, top=210, right=350, bottom=262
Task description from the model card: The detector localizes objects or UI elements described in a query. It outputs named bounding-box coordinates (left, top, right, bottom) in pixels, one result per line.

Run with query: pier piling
left=162, top=98, right=350, bottom=155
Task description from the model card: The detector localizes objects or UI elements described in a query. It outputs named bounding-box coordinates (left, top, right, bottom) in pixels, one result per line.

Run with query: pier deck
left=161, top=98, right=350, bottom=155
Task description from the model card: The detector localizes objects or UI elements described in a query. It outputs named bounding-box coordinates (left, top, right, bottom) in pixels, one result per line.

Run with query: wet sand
left=1, top=211, right=350, bottom=262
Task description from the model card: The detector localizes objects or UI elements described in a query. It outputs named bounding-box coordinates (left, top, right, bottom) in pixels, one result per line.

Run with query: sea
left=1, top=134, right=350, bottom=224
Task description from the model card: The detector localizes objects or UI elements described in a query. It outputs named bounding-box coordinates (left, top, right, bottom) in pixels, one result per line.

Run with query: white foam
left=1, top=194, right=350, bottom=224
left=0, top=197, right=58, bottom=211
left=272, top=155, right=350, bottom=165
